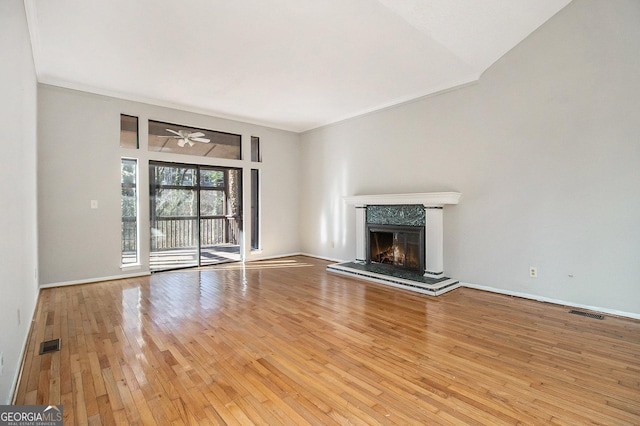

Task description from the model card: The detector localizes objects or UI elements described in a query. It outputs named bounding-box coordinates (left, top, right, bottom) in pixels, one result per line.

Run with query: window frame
left=121, top=157, right=139, bottom=266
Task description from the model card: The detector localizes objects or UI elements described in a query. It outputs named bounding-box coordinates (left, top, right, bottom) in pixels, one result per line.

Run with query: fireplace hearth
left=328, top=192, right=461, bottom=296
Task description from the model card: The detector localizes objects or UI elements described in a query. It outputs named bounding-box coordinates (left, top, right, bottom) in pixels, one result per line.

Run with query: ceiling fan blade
left=166, top=129, right=183, bottom=137
left=188, top=132, right=205, bottom=138
left=187, top=140, right=195, bottom=147
left=191, top=138, right=210, bottom=143
left=177, top=139, right=187, bottom=147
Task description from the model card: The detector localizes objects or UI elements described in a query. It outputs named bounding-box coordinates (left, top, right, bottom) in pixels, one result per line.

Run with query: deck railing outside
left=122, top=216, right=241, bottom=253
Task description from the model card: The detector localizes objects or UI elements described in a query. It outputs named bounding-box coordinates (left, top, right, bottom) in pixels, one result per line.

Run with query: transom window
left=120, top=114, right=139, bottom=149
left=148, top=120, right=241, bottom=160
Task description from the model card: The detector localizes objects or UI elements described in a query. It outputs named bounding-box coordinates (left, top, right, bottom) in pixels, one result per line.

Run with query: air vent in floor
left=39, top=338, right=61, bottom=355
left=569, top=310, right=604, bottom=320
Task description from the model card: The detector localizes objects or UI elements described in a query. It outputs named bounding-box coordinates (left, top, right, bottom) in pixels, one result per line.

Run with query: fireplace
left=328, top=192, right=462, bottom=296
left=345, top=192, right=461, bottom=278
left=367, top=224, right=424, bottom=272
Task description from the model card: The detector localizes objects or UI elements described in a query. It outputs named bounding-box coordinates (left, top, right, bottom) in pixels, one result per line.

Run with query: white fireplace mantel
left=344, top=192, right=461, bottom=278
left=344, top=192, right=461, bottom=207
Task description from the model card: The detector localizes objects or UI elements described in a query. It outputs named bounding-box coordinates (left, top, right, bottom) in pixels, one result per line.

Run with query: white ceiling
left=24, top=0, right=572, bottom=132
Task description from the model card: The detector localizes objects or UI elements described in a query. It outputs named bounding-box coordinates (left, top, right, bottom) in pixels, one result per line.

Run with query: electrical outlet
left=529, top=267, right=538, bottom=278
left=91, top=200, right=98, bottom=209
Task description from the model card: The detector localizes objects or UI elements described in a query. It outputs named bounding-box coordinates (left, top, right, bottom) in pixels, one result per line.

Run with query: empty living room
left=1, top=0, right=639, bottom=424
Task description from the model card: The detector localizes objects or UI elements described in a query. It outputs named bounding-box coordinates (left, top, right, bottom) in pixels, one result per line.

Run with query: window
left=251, top=169, right=259, bottom=250
left=250, top=137, right=260, bottom=249
left=148, top=120, right=241, bottom=160
left=251, top=136, right=261, bottom=162
left=120, top=115, right=139, bottom=149
left=121, top=158, right=138, bottom=265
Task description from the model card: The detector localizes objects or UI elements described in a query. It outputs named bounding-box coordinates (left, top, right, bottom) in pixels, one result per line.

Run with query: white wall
left=0, top=0, right=39, bottom=403
left=38, top=85, right=301, bottom=285
left=300, top=0, right=640, bottom=315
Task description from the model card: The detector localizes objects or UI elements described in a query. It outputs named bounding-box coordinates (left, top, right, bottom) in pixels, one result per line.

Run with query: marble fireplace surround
left=328, top=192, right=462, bottom=296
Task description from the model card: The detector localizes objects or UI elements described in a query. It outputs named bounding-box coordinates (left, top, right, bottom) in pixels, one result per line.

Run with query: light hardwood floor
left=15, top=256, right=640, bottom=425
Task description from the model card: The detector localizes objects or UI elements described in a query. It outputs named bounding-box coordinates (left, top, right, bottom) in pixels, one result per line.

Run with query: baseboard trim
left=10, top=292, right=40, bottom=405
left=462, top=282, right=640, bottom=321
left=245, top=252, right=348, bottom=264
left=298, top=252, right=347, bottom=264
left=244, top=252, right=304, bottom=262
left=252, top=251, right=347, bottom=264
left=40, top=271, right=151, bottom=289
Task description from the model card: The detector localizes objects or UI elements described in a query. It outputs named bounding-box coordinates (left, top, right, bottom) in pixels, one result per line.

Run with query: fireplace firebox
left=367, top=224, right=424, bottom=272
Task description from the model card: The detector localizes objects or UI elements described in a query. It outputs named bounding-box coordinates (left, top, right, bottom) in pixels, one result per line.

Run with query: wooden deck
left=149, top=245, right=241, bottom=271
left=14, top=256, right=640, bottom=425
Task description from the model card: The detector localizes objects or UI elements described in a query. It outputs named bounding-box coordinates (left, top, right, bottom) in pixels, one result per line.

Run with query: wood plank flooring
left=14, top=256, right=640, bottom=425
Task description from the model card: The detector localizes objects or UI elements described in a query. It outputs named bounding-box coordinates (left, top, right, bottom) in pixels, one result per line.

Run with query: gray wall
left=38, top=86, right=301, bottom=285
left=300, top=0, right=640, bottom=316
left=0, top=0, right=39, bottom=403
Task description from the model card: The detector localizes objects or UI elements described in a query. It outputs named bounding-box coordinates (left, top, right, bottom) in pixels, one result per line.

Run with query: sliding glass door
left=149, top=162, right=241, bottom=271
left=199, top=167, right=242, bottom=266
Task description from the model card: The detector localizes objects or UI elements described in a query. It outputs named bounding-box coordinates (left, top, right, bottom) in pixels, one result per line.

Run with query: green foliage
left=149, top=166, right=240, bottom=218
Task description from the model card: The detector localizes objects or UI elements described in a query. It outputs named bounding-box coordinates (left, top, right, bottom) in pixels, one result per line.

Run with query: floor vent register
left=39, top=338, right=61, bottom=355
left=568, top=310, right=605, bottom=320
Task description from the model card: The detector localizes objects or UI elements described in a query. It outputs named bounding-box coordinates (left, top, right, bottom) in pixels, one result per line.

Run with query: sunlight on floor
left=199, top=258, right=314, bottom=271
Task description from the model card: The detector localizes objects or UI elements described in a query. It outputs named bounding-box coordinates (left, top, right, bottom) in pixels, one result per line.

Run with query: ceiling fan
left=163, top=129, right=210, bottom=147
